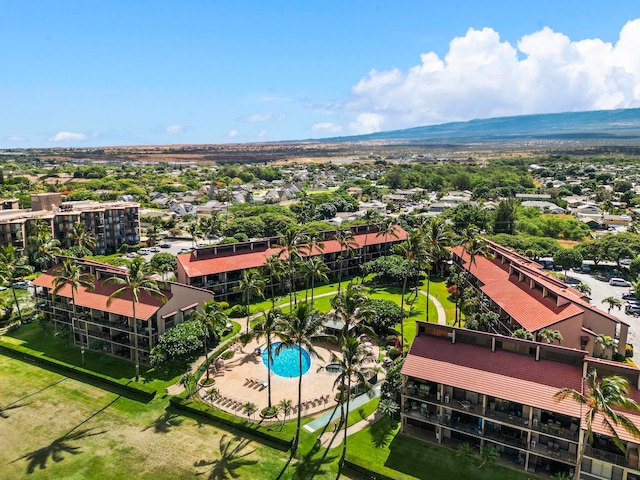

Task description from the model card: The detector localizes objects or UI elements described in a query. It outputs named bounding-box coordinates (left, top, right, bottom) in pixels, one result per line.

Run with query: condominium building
left=0, top=193, right=141, bottom=255
left=33, top=258, right=213, bottom=364
left=451, top=240, right=629, bottom=356
left=176, top=225, right=407, bottom=300
left=402, top=322, right=640, bottom=479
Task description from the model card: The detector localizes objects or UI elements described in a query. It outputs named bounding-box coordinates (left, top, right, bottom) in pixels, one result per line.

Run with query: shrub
left=626, top=344, right=634, bottom=358
left=387, top=347, right=400, bottom=360
left=363, top=299, right=403, bottom=335
left=221, top=350, right=235, bottom=360
left=228, top=305, right=248, bottom=318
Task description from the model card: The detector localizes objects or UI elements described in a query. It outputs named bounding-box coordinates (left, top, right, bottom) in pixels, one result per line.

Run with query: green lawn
left=348, top=417, right=542, bottom=480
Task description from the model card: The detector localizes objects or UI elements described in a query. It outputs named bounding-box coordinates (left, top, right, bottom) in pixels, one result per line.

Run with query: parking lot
left=128, top=238, right=196, bottom=260
left=567, top=270, right=638, bottom=360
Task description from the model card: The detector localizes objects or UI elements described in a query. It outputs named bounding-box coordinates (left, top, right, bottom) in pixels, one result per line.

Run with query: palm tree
left=330, top=282, right=374, bottom=339
left=300, top=256, right=330, bottom=304
left=186, top=222, right=201, bottom=248
left=193, top=300, right=228, bottom=381
left=421, top=217, right=452, bottom=321
left=575, top=282, right=592, bottom=296
left=456, top=226, right=488, bottom=326
left=278, top=398, right=292, bottom=425
left=360, top=210, right=382, bottom=265
left=252, top=307, right=282, bottom=408
left=262, top=254, right=284, bottom=307
left=375, top=218, right=398, bottom=246
left=276, top=302, right=328, bottom=457
left=51, top=259, right=95, bottom=349
left=332, top=335, right=372, bottom=470
left=555, top=370, right=640, bottom=480
left=538, top=328, right=564, bottom=344
left=393, top=230, right=426, bottom=354
left=601, top=296, right=622, bottom=314
left=233, top=269, right=265, bottom=334
left=511, top=328, right=534, bottom=340
left=103, top=257, right=167, bottom=381
left=72, top=222, right=96, bottom=253
left=595, top=334, right=618, bottom=359
left=29, top=233, right=62, bottom=271
left=276, top=228, right=309, bottom=308
left=0, top=245, right=35, bottom=323
left=335, top=227, right=358, bottom=293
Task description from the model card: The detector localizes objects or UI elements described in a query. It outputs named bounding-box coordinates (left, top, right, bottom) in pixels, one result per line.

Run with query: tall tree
left=334, top=227, right=358, bottom=293
left=233, top=269, right=265, bottom=334
left=276, top=228, right=309, bottom=308
left=192, top=300, right=228, bottom=381
left=29, top=233, right=62, bottom=271
left=421, top=217, right=452, bottom=321
left=0, top=246, right=34, bottom=322
left=72, top=222, right=96, bottom=253
left=51, top=259, right=95, bottom=349
left=103, top=257, right=166, bottom=381
left=537, top=328, right=563, bottom=345
left=493, top=198, right=517, bottom=235
left=360, top=210, right=383, bottom=265
left=186, top=223, right=201, bottom=248
left=300, top=256, right=330, bottom=305
left=601, top=296, right=622, bottom=314
left=252, top=307, right=283, bottom=409
left=276, top=302, right=328, bottom=457
left=332, top=336, right=372, bottom=472
left=555, top=371, right=640, bottom=480
left=595, top=334, right=618, bottom=359
left=262, top=254, right=284, bottom=307
left=393, top=230, right=426, bottom=354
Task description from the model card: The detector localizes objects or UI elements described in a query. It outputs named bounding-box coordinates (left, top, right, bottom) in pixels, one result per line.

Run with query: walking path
left=418, top=291, right=447, bottom=325
left=317, top=409, right=383, bottom=447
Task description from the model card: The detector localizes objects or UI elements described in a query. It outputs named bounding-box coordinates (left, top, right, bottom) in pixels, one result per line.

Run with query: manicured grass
left=348, top=417, right=541, bottom=480
left=0, top=353, right=305, bottom=480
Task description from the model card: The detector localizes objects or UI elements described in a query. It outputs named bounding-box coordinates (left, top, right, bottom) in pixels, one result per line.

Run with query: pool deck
left=197, top=337, right=383, bottom=419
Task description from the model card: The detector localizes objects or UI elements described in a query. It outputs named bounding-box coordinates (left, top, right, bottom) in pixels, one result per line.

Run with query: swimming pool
left=263, top=342, right=311, bottom=378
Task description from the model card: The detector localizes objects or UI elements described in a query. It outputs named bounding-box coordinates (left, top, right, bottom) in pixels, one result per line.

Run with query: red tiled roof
left=178, top=227, right=407, bottom=278
left=451, top=245, right=625, bottom=330
left=33, top=272, right=170, bottom=321
left=403, top=335, right=640, bottom=442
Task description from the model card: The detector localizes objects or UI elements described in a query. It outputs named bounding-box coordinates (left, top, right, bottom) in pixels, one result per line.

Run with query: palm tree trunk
left=426, top=274, right=431, bottom=322
left=338, top=253, right=344, bottom=294
left=266, top=334, right=272, bottom=408
left=12, top=287, right=22, bottom=323
left=203, top=329, right=210, bottom=381
left=311, top=275, right=316, bottom=306
left=246, top=293, right=252, bottom=334
left=400, top=274, right=407, bottom=355
left=270, top=273, right=275, bottom=307
left=292, top=343, right=303, bottom=457
left=574, top=429, right=587, bottom=480
left=341, top=376, right=352, bottom=468
left=132, top=301, right=140, bottom=382
left=362, top=231, right=369, bottom=266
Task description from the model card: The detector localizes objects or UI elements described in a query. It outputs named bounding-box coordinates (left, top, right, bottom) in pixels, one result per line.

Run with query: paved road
left=567, top=271, right=638, bottom=360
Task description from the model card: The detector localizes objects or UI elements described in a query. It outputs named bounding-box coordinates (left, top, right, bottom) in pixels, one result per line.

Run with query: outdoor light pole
left=81, top=345, right=85, bottom=366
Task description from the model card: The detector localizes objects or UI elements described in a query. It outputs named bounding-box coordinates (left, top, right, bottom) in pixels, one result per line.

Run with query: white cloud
left=228, top=130, right=239, bottom=138
left=242, top=113, right=272, bottom=123
left=166, top=125, right=184, bottom=134
left=312, top=122, right=343, bottom=134
left=50, top=131, right=88, bottom=142
left=7, top=136, right=25, bottom=142
left=349, top=113, right=384, bottom=134
left=258, top=130, right=268, bottom=138
left=348, top=19, right=640, bottom=129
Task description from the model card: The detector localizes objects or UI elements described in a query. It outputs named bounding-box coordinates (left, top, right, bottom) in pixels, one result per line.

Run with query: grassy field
left=0, top=353, right=363, bottom=480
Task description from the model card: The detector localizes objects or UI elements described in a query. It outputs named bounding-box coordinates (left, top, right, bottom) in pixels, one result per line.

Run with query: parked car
left=609, top=278, right=632, bottom=287
left=0, top=286, right=9, bottom=292
left=179, top=247, right=192, bottom=254
left=622, top=291, right=637, bottom=300
left=150, top=246, right=161, bottom=253
left=625, top=304, right=640, bottom=315
left=126, top=252, right=138, bottom=258
left=12, top=280, right=32, bottom=290
left=138, top=248, right=151, bottom=255
left=160, top=243, right=171, bottom=248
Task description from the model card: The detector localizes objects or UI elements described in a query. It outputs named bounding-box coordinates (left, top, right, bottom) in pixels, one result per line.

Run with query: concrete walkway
left=317, top=410, right=383, bottom=447
left=418, top=290, right=447, bottom=325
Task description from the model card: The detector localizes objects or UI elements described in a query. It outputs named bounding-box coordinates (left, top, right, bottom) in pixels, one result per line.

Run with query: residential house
left=520, top=201, right=566, bottom=214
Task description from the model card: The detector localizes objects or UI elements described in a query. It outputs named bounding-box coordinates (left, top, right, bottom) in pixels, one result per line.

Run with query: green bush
left=221, top=350, right=235, bottom=360
left=387, top=347, right=400, bottom=360
left=228, top=305, right=248, bottom=318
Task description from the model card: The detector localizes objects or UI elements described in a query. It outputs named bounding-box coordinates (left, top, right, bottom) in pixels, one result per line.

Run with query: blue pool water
left=263, top=342, right=311, bottom=378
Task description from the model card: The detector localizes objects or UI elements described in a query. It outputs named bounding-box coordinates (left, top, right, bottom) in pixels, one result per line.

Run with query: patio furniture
left=460, top=401, right=471, bottom=411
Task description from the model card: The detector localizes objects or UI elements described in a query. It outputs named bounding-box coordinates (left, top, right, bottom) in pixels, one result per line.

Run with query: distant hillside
left=328, top=108, right=640, bottom=143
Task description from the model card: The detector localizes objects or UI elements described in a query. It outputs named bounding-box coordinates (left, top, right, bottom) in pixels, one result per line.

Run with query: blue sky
left=1, top=1, right=640, bottom=148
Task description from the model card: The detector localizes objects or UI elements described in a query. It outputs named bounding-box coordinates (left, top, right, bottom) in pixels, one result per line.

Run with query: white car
left=150, top=246, right=161, bottom=253
left=138, top=248, right=151, bottom=255
left=126, top=252, right=138, bottom=258
left=609, top=278, right=632, bottom=287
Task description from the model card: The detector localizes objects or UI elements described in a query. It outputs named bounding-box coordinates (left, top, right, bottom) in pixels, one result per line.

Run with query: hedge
left=169, top=395, right=292, bottom=451
left=0, top=341, right=156, bottom=401
left=344, top=454, right=412, bottom=480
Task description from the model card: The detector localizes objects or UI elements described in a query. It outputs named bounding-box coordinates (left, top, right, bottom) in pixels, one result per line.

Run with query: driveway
left=566, top=270, right=638, bottom=361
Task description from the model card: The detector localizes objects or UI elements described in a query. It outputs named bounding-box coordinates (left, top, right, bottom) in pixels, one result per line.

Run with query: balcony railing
left=484, top=409, right=529, bottom=428
left=529, top=442, right=577, bottom=465
left=584, top=445, right=629, bottom=468
left=531, top=422, right=579, bottom=442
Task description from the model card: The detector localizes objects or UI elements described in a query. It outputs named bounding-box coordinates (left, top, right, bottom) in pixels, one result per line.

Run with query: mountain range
left=327, top=108, right=640, bottom=144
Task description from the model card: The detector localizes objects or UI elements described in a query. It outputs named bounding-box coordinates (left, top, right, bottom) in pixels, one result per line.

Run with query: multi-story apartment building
left=0, top=193, right=140, bottom=255
left=33, top=258, right=213, bottom=364
left=402, top=322, right=640, bottom=479
left=176, top=225, right=407, bottom=300
left=451, top=240, right=629, bottom=357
